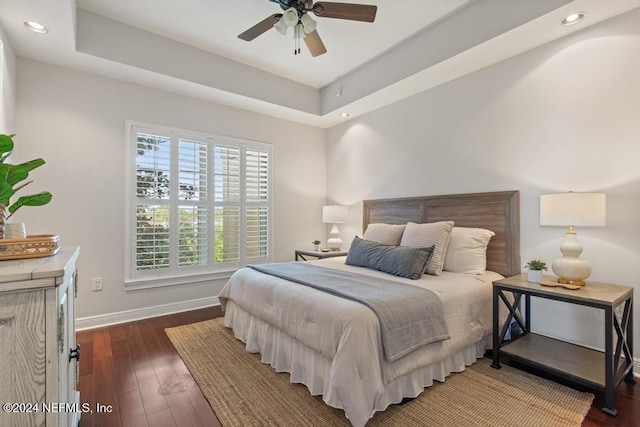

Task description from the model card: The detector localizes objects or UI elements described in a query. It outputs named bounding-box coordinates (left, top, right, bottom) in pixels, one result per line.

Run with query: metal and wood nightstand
left=491, top=274, right=634, bottom=416
left=295, top=249, right=348, bottom=261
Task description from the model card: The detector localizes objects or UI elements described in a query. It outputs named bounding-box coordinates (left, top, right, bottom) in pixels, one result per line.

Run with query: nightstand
left=491, top=274, right=634, bottom=416
left=295, top=249, right=348, bottom=261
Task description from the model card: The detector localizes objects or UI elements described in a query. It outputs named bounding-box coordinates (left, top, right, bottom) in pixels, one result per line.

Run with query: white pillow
left=362, top=223, right=406, bottom=246
left=443, top=227, right=496, bottom=275
left=400, top=221, right=454, bottom=275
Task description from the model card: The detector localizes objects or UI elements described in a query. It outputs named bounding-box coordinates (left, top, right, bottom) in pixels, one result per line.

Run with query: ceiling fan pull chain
left=294, top=23, right=301, bottom=55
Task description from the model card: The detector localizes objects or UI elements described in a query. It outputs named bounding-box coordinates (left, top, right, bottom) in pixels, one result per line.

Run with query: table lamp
left=540, top=192, right=606, bottom=286
left=322, top=205, right=347, bottom=251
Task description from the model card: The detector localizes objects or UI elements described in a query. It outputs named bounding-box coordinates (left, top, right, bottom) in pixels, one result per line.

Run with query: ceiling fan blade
left=238, top=13, right=282, bottom=41
left=304, top=29, right=327, bottom=57
left=312, top=2, right=377, bottom=22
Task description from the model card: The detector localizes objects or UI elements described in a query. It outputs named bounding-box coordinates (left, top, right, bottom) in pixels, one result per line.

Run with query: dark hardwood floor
left=77, top=307, right=638, bottom=426
left=77, top=307, right=223, bottom=427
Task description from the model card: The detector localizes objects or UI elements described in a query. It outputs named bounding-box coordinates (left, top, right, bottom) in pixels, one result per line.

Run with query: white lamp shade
left=322, top=205, right=347, bottom=224
left=300, top=13, right=317, bottom=33
left=282, top=7, right=299, bottom=26
left=540, top=193, right=606, bottom=227
left=273, top=18, right=288, bottom=35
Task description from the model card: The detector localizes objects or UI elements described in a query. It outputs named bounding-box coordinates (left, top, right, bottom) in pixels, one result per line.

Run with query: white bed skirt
left=223, top=300, right=491, bottom=426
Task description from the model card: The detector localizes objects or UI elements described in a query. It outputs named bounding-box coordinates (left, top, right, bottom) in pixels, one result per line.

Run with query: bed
left=218, top=191, right=520, bottom=427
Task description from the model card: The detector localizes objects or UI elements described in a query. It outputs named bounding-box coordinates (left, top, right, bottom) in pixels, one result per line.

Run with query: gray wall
left=14, top=59, right=326, bottom=324
left=326, top=10, right=640, bottom=354
left=0, top=25, right=16, bottom=133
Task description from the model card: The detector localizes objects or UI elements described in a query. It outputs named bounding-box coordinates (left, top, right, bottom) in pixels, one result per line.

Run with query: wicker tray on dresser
left=0, top=234, right=60, bottom=260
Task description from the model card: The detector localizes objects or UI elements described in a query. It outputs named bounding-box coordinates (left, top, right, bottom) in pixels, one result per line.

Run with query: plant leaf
left=17, top=158, right=46, bottom=172
left=8, top=191, right=52, bottom=215
left=0, top=180, right=14, bottom=206
left=5, top=165, right=29, bottom=186
left=11, top=180, right=34, bottom=194
left=0, top=134, right=14, bottom=163
left=4, top=160, right=45, bottom=186
left=0, top=164, right=10, bottom=181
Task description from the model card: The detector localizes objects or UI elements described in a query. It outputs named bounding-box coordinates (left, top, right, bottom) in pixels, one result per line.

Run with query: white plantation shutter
left=214, top=206, right=240, bottom=264
left=246, top=207, right=269, bottom=261
left=245, top=149, right=269, bottom=261
left=136, top=133, right=171, bottom=200
left=135, top=132, right=171, bottom=271
left=127, top=123, right=272, bottom=286
left=245, top=149, right=269, bottom=202
left=214, top=145, right=240, bottom=202
left=178, top=205, right=207, bottom=266
left=213, top=145, right=241, bottom=265
left=135, top=204, right=170, bottom=270
left=177, top=138, right=208, bottom=267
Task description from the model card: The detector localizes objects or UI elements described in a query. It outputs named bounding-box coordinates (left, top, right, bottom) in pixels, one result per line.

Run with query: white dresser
left=0, top=247, right=80, bottom=427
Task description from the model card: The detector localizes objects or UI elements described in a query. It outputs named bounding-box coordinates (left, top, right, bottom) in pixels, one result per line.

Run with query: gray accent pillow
left=345, top=237, right=435, bottom=280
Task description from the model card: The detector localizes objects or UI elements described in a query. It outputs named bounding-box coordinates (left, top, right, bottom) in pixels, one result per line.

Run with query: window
left=126, top=122, right=271, bottom=288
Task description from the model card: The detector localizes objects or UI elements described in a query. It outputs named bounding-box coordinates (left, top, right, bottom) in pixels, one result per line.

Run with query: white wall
left=14, top=59, right=326, bottom=322
left=0, top=24, right=16, bottom=133
left=326, top=9, right=640, bottom=355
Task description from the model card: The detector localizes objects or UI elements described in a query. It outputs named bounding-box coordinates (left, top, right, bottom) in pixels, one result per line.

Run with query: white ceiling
left=77, top=0, right=473, bottom=89
left=1, top=0, right=640, bottom=128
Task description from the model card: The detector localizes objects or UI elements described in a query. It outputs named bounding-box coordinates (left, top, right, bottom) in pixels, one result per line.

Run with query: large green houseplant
left=0, top=134, right=52, bottom=238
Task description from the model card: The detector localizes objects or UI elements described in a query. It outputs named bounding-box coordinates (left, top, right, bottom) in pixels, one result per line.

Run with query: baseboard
left=75, top=296, right=220, bottom=331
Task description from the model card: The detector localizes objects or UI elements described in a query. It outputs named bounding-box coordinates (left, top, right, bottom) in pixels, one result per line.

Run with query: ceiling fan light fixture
left=274, top=18, right=289, bottom=36
left=238, top=1, right=377, bottom=57
left=300, top=13, right=317, bottom=34
left=282, top=8, right=299, bottom=27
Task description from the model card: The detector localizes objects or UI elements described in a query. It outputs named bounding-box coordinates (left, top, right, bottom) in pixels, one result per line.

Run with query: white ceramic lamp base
left=327, top=224, right=342, bottom=251
left=552, top=232, right=591, bottom=286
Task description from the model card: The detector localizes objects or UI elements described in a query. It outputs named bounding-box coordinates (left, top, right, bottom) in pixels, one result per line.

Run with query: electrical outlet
left=92, top=277, right=103, bottom=291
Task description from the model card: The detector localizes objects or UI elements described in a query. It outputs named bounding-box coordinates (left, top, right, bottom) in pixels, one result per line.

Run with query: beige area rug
left=166, top=318, right=593, bottom=427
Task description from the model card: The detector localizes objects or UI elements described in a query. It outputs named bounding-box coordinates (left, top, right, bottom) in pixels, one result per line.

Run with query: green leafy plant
left=312, top=240, right=321, bottom=245
left=0, top=134, right=52, bottom=237
left=524, top=259, right=547, bottom=271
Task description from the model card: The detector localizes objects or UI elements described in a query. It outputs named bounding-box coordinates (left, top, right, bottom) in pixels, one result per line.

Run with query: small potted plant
left=312, top=240, right=321, bottom=251
left=0, top=134, right=52, bottom=238
left=524, top=259, right=547, bottom=283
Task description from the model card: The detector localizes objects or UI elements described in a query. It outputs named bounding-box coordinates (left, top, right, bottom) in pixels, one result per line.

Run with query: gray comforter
left=249, top=262, right=450, bottom=362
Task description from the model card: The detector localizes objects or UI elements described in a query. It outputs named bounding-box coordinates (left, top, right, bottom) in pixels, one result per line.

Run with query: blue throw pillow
left=345, top=237, right=434, bottom=280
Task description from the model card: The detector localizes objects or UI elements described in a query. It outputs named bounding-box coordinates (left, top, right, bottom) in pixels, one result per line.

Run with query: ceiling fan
left=238, top=0, right=377, bottom=57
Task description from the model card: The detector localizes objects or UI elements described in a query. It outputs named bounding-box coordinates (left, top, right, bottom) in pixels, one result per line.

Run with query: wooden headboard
left=363, top=191, right=520, bottom=277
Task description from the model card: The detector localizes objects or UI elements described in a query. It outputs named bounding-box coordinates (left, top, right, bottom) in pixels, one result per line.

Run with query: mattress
left=219, top=256, right=504, bottom=427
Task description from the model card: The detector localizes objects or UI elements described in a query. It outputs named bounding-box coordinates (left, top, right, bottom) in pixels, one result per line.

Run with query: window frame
left=124, top=121, right=273, bottom=290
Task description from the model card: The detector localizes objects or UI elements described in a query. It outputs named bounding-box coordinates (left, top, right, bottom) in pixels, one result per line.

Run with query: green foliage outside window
left=134, top=130, right=269, bottom=273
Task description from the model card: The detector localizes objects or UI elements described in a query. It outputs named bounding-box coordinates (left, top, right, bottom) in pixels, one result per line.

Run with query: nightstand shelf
left=491, top=274, right=634, bottom=416
left=500, top=333, right=607, bottom=389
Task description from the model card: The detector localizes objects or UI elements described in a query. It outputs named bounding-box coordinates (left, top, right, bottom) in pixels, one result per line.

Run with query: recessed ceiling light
left=561, top=12, right=585, bottom=26
left=339, top=112, right=350, bottom=118
left=23, top=21, right=48, bottom=34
